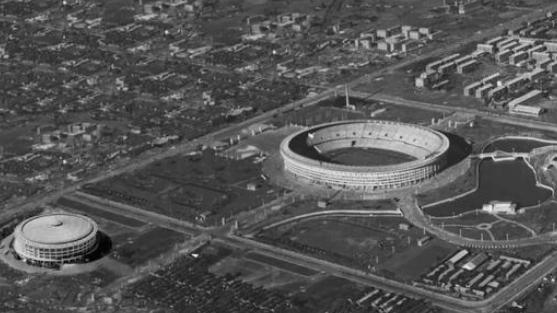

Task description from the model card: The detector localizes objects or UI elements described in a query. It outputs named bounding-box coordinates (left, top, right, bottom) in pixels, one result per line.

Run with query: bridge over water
left=472, top=150, right=530, bottom=161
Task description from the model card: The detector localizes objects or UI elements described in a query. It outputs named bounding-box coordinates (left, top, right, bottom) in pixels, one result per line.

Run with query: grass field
left=423, top=159, right=553, bottom=217
left=508, top=201, right=557, bottom=234
left=442, top=225, right=491, bottom=240
left=0, top=259, right=119, bottom=311
left=490, top=220, right=535, bottom=240
left=245, top=252, right=318, bottom=276
left=112, top=227, right=188, bottom=267
left=57, top=197, right=146, bottom=228
left=283, top=218, right=388, bottom=257
left=275, top=96, right=445, bottom=126
left=497, top=244, right=556, bottom=262
left=257, top=215, right=458, bottom=281
left=211, top=255, right=312, bottom=290
left=84, top=150, right=284, bottom=226
left=417, top=160, right=477, bottom=206
left=232, top=125, right=301, bottom=155
left=298, top=276, right=365, bottom=311
left=323, top=147, right=416, bottom=166
left=431, top=210, right=498, bottom=226
left=379, top=241, right=457, bottom=282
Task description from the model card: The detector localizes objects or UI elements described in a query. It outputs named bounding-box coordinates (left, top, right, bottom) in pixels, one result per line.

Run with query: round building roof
left=17, top=213, right=97, bottom=245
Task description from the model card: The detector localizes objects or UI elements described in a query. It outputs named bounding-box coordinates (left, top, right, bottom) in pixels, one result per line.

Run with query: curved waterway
left=483, top=137, right=557, bottom=153
left=424, top=159, right=552, bottom=217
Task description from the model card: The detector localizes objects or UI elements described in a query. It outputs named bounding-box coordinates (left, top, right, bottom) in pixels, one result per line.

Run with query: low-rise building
left=463, top=253, right=489, bottom=271
left=507, top=89, right=543, bottom=110
left=402, top=40, right=422, bottom=52
left=482, top=201, right=517, bottom=215
left=475, top=83, right=493, bottom=99
left=547, top=61, right=557, bottom=73
left=464, top=81, right=482, bottom=96
left=377, top=41, right=390, bottom=52
left=457, top=59, right=479, bottom=73
left=544, top=41, right=557, bottom=52
left=511, top=104, right=544, bottom=116
left=532, top=51, right=552, bottom=63
left=454, top=55, right=474, bottom=65
left=527, top=44, right=546, bottom=57
left=527, top=68, right=546, bottom=81
left=438, top=62, right=457, bottom=74
left=537, top=59, right=552, bottom=69
left=447, top=250, right=469, bottom=265
left=482, top=73, right=501, bottom=85
left=496, top=38, right=518, bottom=49
left=477, top=43, right=494, bottom=54
left=512, top=43, right=532, bottom=53
left=509, top=51, right=529, bottom=65
left=486, top=36, right=505, bottom=46
left=495, top=50, right=512, bottom=63
left=504, top=75, right=529, bottom=90
left=488, top=85, right=508, bottom=101
left=499, top=41, right=520, bottom=53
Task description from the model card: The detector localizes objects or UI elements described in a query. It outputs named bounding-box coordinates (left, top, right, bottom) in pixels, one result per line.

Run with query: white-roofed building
left=13, top=213, right=99, bottom=265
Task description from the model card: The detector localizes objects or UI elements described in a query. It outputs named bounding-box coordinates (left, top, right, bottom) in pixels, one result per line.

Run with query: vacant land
left=508, top=201, right=557, bottom=234
left=57, top=197, right=146, bottom=228
left=112, top=227, right=188, bottom=267
left=256, top=216, right=457, bottom=281
left=442, top=225, right=491, bottom=241
left=431, top=210, right=499, bottom=226
left=83, top=150, right=284, bottom=226
left=417, top=160, right=477, bottom=206
left=0, top=260, right=118, bottom=312
left=209, top=255, right=311, bottom=290
left=490, top=220, right=535, bottom=240
left=245, top=252, right=318, bottom=276
left=379, top=241, right=457, bottom=282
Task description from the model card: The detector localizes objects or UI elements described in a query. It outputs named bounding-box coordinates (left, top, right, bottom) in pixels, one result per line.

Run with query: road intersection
left=5, top=4, right=557, bottom=312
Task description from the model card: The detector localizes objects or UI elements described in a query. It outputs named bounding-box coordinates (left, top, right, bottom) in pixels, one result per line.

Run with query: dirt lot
left=111, top=227, right=188, bottom=267
left=84, top=150, right=284, bottom=226
left=57, top=197, right=146, bottom=228
left=256, top=215, right=459, bottom=282
left=379, top=241, right=457, bottom=282
left=0, top=259, right=118, bottom=312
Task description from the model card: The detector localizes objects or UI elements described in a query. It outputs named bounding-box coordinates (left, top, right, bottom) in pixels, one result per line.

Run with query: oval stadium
left=280, top=120, right=450, bottom=191
left=12, top=213, right=99, bottom=265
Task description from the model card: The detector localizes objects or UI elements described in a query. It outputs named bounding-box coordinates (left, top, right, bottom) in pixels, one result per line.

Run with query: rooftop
left=18, top=213, right=97, bottom=245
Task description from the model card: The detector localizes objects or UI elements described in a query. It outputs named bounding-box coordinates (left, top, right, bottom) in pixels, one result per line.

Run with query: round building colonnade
left=12, top=213, right=99, bottom=265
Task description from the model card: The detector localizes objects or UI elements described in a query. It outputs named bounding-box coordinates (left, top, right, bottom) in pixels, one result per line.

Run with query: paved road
left=0, top=90, right=335, bottom=222
left=216, top=235, right=484, bottom=313
left=398, top=192, right=557, bottom=249
left=352, top=91, right=557, bottom=134
left=220, top=234, right=557, bottom=313
left=63, top=184, right=557, bottom=313
left=258, top=209, right=402, bottom=231
left=345, top=4, right=557, bottom=89
left=5, top=2, right=557, bottom=223
left=3, top=4, right=557, bottom=312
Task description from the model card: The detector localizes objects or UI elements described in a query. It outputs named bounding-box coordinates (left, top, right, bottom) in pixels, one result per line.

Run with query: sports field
left=323, top=147, right=416, bottom=166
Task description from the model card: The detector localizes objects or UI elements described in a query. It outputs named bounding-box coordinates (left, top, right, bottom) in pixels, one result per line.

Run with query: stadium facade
left=280, top=120, right=450, bottom=191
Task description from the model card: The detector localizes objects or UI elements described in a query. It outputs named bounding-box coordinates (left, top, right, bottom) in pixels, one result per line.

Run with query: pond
left=483, top=137, right=556, bottom=153
left=424, top=159, right=552, bottom=217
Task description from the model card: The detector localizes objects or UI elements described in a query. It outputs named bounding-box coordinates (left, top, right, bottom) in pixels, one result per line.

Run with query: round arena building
left=12, top=213, right=99, bottom=265
left=280, top=120, right=450, bottom=191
